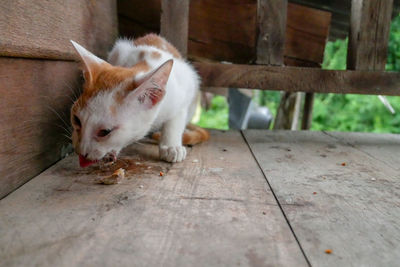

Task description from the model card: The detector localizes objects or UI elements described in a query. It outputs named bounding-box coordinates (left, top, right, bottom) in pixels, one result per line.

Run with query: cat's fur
left=70, top=34, right=208, bottom=166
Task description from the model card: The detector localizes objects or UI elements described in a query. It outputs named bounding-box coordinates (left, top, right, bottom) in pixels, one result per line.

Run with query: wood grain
left=285, top=3, right=331, bottom=64
left=118, top=1, right=330, bottom=65
left=189, top=0, right=257, bottom=64
left=347, top=0, right=394, bottom=70
left=195, top=62, right=400, bottom=96
left=0, top=0, right=118, bottom=60
left=244, top=130, right=400, bottom=266
left=0, top=131, right=308, bottom=266
left=256, top=0, right=288, bottom=65
left=0, top=58, right=80, bottom=199
left=160, top=0, right=189, bottom=57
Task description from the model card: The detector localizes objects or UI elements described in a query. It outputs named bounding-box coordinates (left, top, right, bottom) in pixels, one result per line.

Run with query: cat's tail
left=151, top=124, right=209, bottom=146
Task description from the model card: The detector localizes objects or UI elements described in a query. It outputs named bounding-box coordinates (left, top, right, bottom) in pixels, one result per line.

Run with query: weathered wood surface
left=0, top=0, right=118, bottom=60
left=0, top=131, right=308, bottom=267
left=0, top=58, right=80, bottom=199
left=195, top=62, right=400, bottom=96
left=256, top=0, right=288, bottom=65
left=244, top=130, right=400, bottom=266
left=347, top=0, right=394, bottom=70
left=285, top=3, right=330, bottom=65
left=189, top=0, right=257, bottom=64
left=160, top=0, right=189, bottom=57
left=326, top=131, right=400, bottom=172
left=118, top=0, right=330, bottom=65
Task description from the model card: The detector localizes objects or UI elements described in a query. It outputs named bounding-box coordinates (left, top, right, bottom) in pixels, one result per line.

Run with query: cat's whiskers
left=46, top=105, right=71, bottom=129
left=62, top=80, right=81, bottom=101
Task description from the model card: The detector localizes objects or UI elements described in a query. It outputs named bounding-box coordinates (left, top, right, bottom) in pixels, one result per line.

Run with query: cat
left=70, top=34, right=209, bottom=168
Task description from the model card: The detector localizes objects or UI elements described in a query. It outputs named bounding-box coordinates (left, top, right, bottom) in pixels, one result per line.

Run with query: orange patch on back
left=151, top=51, right=161, bottom=59
left=138, top=51, right=145, bottom=61
left=134, top=33, right=182, bottom=59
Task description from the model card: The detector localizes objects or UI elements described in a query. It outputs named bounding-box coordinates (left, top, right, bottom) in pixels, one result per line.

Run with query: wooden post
left=256, top=0, right=288, bottom=65
left=301, top=92, right=314, bottom=130
left=256, top=0, right=288, bottom=129
left=160, top=0, right=190, bottom=57
left=347, top=0, right=393, bottom=70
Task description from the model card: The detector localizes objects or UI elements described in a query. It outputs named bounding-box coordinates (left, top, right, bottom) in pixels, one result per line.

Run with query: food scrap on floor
left=98, top=168, right=126, bottom=185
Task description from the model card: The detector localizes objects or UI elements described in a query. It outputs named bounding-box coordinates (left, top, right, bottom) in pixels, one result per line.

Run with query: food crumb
left=160, top=171, right=164, bottom=176
left=192, top=159, right=199, bottom=163
left=139, top=185, right=144, bottom=189
left=98, top=168, right=125, bottom=185
left=262, top=211, right=266, bottom=215
left=371, top=178, right=376, bottom=181
left=341, top=162, right=346, bottom=166
left=325, top=249, right=332, bottom=254
left=313, top=192, right=317, bottom=195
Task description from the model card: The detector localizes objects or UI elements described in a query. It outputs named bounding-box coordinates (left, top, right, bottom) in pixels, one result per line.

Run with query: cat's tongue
left=79, top=155, right=97, bottom=168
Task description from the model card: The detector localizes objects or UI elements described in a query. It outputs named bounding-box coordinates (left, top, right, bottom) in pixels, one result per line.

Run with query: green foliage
left=196, top=96, right=229, bottom=130
left=322, top=38, right=348, bottom=70
left=196, top=14, right=400, bottom=133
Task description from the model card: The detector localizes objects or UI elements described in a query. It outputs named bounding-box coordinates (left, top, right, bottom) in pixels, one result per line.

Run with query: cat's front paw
left=159, top=145, right=186, bottom=163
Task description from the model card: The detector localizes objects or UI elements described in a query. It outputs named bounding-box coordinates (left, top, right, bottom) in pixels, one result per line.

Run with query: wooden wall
left=0, top=0, right=117, bottom=198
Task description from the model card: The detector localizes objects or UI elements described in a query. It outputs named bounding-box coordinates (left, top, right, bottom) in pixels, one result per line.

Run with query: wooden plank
left=0, top=0, right=118, bottom=60
left=189, top=0, right=257, bottom=64
left=256, top=0, right=288, bottom=65
left=0, top=131, right=308, bottom=266
left=194, top=62, right=400, bottom=96
left=285, top=3, right=331, bottom=64
left=347, top=0, right=393, bottom=70
left=0, top=58, right=80, bottom=199
left=160, top=0, right=190, bottom=57
left=118, top=1, right=330, bottom=64
left=326, top=131, right=400, bottom=172
left=244, top=130, right=400, bottom=266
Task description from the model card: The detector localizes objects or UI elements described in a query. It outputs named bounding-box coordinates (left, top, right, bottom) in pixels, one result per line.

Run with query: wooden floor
left=1, top=130, right=400, bottom=267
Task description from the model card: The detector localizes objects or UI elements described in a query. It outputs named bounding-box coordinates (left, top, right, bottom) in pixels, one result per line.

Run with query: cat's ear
left=127, top=60, right=173, bottom=109
left=70, top=40, right=107, bottom=83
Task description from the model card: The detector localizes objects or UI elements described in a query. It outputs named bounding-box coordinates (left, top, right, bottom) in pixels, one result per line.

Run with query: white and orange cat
left=70, top=34, right=208, bottom=167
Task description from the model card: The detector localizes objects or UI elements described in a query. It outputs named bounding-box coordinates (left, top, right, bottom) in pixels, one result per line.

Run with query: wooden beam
left=194, top=62, right=400, bottom=96
left=160, top=0, right=189, bottom=57
left=0, top=0, right=118, bottom=60
left=256, top=0, right=288, bottom=65
left=347, top=0, right=394, bottom=70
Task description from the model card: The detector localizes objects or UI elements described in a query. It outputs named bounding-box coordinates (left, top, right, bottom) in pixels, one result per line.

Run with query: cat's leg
left=159, top=111, right=187, bottom=163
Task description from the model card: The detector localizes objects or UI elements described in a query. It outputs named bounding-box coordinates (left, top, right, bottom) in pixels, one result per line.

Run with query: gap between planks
left=240, top=130, right=312, bottom=267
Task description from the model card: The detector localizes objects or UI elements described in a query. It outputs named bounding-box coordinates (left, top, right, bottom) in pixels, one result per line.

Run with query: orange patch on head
left=134, top=33, right=182, bottom=59
left=75, top=61, right=151, bottom=109
left=109, top=105, right=117, bottom=115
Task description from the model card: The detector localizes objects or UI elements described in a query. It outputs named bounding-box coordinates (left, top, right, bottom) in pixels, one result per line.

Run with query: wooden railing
left=161, top=0, right=399, bottom=96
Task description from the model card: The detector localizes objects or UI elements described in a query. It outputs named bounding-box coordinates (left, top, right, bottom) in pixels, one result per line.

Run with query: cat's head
left=70, top=41, right=173, bottom=167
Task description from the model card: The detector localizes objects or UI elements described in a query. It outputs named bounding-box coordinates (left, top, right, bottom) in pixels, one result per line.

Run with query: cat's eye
left=73, top=115, right=81, bottom=128
left=97, top=129, right=112, bottom=138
